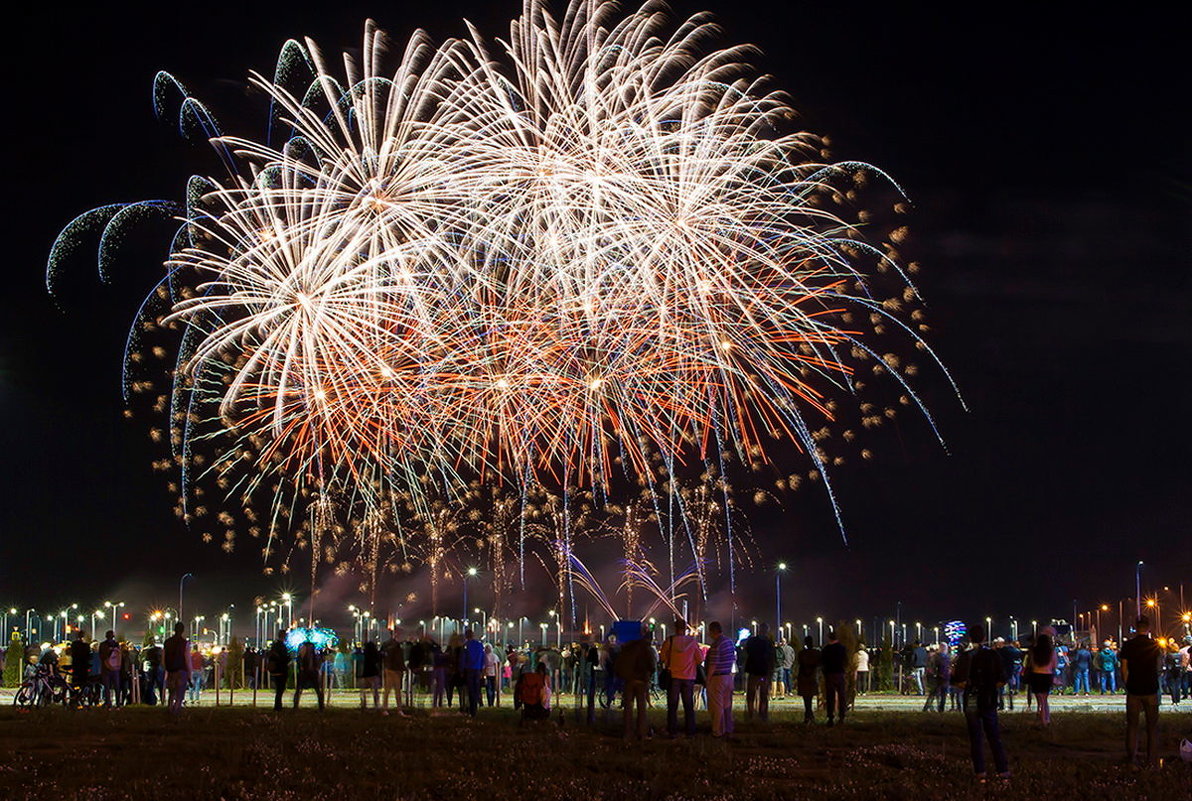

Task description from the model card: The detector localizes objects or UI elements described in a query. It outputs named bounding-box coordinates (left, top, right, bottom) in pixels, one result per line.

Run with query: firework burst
left=49, top=0, right=957, bottom=612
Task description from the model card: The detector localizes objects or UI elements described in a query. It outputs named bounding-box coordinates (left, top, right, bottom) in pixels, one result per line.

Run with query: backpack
left=106, top=647, right=122, bottom=671
left=519, top=671, right=546, bottom=706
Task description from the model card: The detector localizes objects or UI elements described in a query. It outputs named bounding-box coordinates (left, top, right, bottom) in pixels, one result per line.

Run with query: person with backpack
left=1097, top=641, right=1119, bottom=694
left=743, top=623, right=776, bottom=722
left=358, top=640, right=382, bottom=709
left=266, top=630, right=290, bottom=711
left=293, top=639, right=324, bottom=710
left=660, top=618, right=699, bottom=737
left=952, top=623, right=1009, bottom=781
left=795, top=636, right=821, bottom=724
left=99, top=630, right=121, bottom=707
left=614, top=626, right=656, bottom=740
left=381, top=629, right=407, bottom=716
left=514, top=661, right=551, bottom=722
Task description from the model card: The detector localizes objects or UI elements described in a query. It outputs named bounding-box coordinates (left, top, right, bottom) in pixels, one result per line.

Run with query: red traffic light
left=122, top=613, right=131, bottom=620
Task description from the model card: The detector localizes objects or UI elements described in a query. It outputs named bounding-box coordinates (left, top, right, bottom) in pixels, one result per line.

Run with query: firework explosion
left=48, top=0, right=955, bottom=618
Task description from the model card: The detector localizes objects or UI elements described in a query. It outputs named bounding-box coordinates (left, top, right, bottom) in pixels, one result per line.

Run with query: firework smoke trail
left=48, top=0, right=958, bottom=585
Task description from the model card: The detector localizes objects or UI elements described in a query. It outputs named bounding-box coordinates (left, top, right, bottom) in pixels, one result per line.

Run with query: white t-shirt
left=484, top=651, right=499, bottom=677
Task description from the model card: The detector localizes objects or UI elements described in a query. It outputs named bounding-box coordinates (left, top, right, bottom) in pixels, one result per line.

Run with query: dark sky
left=2, top=2, right=1188, bottom=640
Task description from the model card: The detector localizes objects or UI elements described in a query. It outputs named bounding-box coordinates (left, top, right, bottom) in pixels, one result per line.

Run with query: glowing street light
left=104, top=601, right=125, bottom=634
left=775, top=562, right=787, bottom=635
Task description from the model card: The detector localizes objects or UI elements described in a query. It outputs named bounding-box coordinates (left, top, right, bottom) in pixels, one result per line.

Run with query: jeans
left=359, top=674, right=380, bottom=708
left=101, top=670, right=120, bottom=706
left=745, top=674, right=770, bottom=721
left=622, top=679, right=649, bottom=739
left=965, top=705, right=1009, bottom=775
left=1099, top=669, right=1116, bottom=693
left=824, top=673, right=846, bottom=723
left=485, top=675, right=497, bottom=706
left=911, top=666, right=926, bottom=695
left=293, top=672, right=324, bottom=710
left=188, top=670, right=205, bottom=702
left=1125, top=693, right=1158, bottom=765
left=666, top=678, right=696, bottom=736
left=271, top=672, right=287, bottom=710
left=924, top=680, right=947, bottom=712
left=1073, top=668, right=1090, bottom=694
left=857, top=670, right=869, bottom=693
left=463, top=668, right=483, bottom=716
left=166, top=670, right=188, bottom=714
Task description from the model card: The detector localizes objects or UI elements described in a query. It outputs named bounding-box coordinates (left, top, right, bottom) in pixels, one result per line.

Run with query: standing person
left=821, top=630, right=848, bottom=726
left=266, top=631, right=290, bottom=711
left=293, top=640, right=324, bottom=710
left=704, top=621, right=735, bottom=739
left=743, top=623, right=776, bottom=722
left=188, top=644, right=205, bottom=705
left=614, top=628, right=656, bottom=740
left=855, top=644, right=870, bottom=695
left=660, top=618, right=698, bottom=737
left=995, top=638, right=1021, bottom=710
left=381, top=629, right=407, bottom=716
left=777, top=638, right=795, bottom=700
left=69, top=631, right=91, bottom=701
left=431, top=636, right=448, bottom=708
left=1098, top=641, right=1119, bottom=695
left=910, top=641, right=929, bottom=695
left=952, top=624, right=1010, bottom=781
left=358, top=640, right=382, bottom=709
left=460, top=629, right=485, bottom=717
left=142, top=639, right=164, bottom=705
left=796, top=636, right=822, bottom=724
left=1072, top=641, right=1093, bottom=696
left=923, top=644, right=951, bottom=713
left=163, top=622, right=190, bottom=715
left=577, top=633, right=598, bottom=724
left=483, top=644, right=500, bottom=707
left=99, top=630, right=121, bottom=707
left=1027, top=630, right=1057, bottom=727
left=1120, top=617, right=1162, bottom=768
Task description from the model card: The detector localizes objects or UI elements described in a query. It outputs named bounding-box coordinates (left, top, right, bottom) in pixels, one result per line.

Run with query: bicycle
left=14, top=666, right=69, bottom=708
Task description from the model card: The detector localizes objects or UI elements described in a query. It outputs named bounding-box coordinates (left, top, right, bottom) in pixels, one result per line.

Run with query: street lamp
left=179, top=573, right=193, bottom=622
left=463, top=567, right=478, bottom=625
left=281, top=593, right=293, bottom=630
left=984, top=617, right=991, bottom=641
left=816, top=616, right=823, bottom=644
left=1135, top=561, right=1144, bottom=618
left=775, top=562, right=787, bottom=635
left=539, top=622, right=548, bottom=646
left=104, top=601, right=125, bottom=634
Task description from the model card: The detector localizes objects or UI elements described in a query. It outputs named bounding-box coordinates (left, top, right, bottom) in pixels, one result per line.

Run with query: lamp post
left=281, top=593, right=293, bottom=630
left=539, top=622, right=548, bottom=646
left=104, top=601, right=125, bottom=634
left=475, top=608, right=488, bottom=635
left=855, top=619, right=862, bottom=640
left=92, top=609, right=104, bottom=635
left=775, top=562, right=787, bottom=635
left=985, top=616, right=992, bottom=641
left=25, top=609, right=35, bottom=641
left=463, top=567, right=478, bottom=624
left=817, top=617, right=824, bottom=644
left=179, top=573, right=193, bottom=623
left=1135, top=561, right=1143, bottom=618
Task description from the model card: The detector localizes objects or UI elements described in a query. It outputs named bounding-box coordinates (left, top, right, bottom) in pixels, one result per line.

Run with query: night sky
left=2, top=2, right=1188, bottom=637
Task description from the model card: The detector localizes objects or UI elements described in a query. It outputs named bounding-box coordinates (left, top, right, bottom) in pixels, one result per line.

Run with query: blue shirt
left=461, top=639, right=485, bottom=671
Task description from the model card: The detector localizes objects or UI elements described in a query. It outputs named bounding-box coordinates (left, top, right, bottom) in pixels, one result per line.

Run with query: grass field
left=1, top=702, right=1189, bottom=800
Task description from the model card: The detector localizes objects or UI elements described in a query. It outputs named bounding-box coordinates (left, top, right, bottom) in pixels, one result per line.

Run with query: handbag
left=658, top=667, right=672, bottom=691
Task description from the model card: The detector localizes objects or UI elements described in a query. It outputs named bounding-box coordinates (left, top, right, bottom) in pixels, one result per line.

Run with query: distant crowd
left=5, top=615, right=1189, bottom=775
